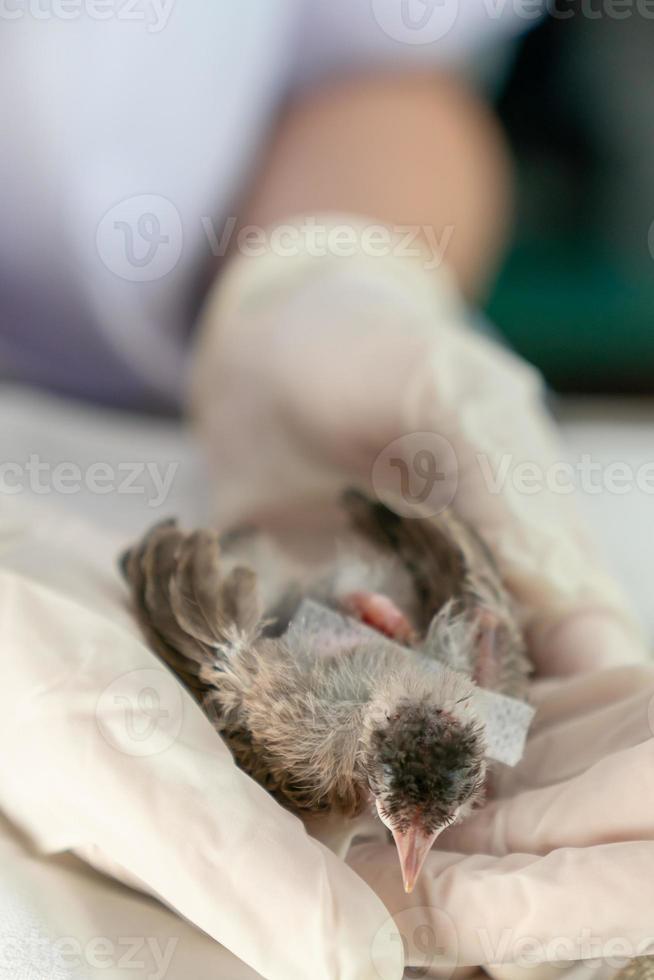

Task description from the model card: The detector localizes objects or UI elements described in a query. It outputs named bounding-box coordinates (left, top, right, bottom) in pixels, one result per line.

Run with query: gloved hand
left=189, top=214, right=647, bottom=677
left=187, top=218, right=653, bottom=979
left=0, top=501, right=401, bottom=980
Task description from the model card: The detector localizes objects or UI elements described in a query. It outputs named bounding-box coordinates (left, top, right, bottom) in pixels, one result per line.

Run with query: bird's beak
left=391, top=820, right=441, bottom=894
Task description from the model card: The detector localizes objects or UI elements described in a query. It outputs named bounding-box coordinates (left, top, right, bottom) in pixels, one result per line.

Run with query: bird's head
left=360, top=674, right=486, bottom=893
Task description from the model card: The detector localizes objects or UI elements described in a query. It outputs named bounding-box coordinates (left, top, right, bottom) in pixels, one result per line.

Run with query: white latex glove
left=188, top=215, right=647, bottom=677
left=186, top=217, right=654, bottom=979
left=0, top=502, right=401, bottom=980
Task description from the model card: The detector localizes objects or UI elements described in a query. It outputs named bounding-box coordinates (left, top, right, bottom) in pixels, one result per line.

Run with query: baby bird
left=120, top=490, right=530, bottom=892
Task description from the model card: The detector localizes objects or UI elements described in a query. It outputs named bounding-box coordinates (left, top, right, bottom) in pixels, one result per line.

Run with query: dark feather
left=120, top=520, right=261, bottom=703
left=342, top=488, right=469, bottom=629
left=170, top=530, right=231, bottom=646
left=342, top=488, right=531, bottom=697
left=220, top=565, right=261, bottom=635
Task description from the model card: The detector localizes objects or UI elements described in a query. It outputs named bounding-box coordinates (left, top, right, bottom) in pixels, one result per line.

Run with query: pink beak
left=391, top=821, right=441, bottom=894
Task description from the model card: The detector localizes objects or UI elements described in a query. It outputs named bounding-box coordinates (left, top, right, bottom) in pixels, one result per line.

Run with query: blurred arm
left=242, top=71, right=512, bottom=299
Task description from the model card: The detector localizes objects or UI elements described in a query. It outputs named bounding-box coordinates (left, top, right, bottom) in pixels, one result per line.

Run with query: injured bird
left=120, top=489, right=533, bottom=894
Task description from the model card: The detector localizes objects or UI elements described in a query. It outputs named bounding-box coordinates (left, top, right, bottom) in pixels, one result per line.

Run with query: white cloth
left=0, top=0, right=529, bottom=407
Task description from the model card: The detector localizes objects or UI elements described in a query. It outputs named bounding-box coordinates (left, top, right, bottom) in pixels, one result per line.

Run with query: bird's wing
left=342, top=489, right=476, bottom=630
left=120, top=520, right=262, bottom=704
left=341, top=490, right=531, bottom=696
left=169, top=530, right=260, bottom=644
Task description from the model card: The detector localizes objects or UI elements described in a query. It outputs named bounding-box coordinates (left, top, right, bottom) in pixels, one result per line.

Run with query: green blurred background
left=486, top=6, right=654, bottom=393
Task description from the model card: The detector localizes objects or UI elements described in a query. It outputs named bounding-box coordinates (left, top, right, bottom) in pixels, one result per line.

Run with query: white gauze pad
left=285, top=598, right=534, bottom=767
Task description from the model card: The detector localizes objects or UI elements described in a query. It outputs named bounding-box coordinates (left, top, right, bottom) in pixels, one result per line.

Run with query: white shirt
left=0, top=0, right=526, bottom=408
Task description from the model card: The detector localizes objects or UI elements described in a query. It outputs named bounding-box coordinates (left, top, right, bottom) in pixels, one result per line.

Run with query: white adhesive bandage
left=286, top=598, right=534, bottom=767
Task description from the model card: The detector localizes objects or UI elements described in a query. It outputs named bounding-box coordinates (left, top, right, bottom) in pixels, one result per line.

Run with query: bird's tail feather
left=120, top=519, right=262, bottom=703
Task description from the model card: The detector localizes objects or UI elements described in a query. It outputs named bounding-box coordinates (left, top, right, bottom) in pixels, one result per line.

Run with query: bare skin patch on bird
left=341, top=590, right=416, bottom=644
left=473, top=609, right=501, bottom=690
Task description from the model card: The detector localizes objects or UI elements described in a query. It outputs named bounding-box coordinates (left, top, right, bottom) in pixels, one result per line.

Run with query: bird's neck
left=297, top=698, right=371, bottom=816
